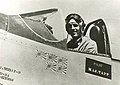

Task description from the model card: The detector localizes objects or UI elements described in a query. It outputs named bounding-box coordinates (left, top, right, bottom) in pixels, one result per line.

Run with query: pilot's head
left=65, top=13, right=85, bottom=39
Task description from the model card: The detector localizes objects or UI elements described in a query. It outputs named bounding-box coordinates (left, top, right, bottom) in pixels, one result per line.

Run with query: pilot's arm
left=86, top=40, right=98, bottom=54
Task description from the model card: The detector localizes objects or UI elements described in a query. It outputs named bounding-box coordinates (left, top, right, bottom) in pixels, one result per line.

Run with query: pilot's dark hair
left=65, top=13, right=86, bottom=29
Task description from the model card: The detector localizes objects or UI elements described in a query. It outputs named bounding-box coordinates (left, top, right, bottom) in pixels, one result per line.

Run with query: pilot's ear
left=79, top=21, right=86, bottom=31
left=81, top=23, right=86, bottom=31
left=82, top=23, right=86, bottom=29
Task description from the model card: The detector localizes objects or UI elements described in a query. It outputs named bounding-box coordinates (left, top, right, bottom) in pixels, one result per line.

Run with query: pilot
left=65, top=13, right=98, bottom=54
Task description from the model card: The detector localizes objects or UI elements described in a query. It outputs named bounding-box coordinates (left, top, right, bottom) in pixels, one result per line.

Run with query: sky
left=0, top=0, right=120, bottom=59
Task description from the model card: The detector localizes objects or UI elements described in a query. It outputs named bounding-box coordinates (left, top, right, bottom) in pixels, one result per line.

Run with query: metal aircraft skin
left=0, top=8, right=120, bottom=85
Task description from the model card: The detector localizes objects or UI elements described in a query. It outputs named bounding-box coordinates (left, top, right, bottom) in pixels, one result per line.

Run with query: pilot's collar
left=76, top=37, right=82, bottom=45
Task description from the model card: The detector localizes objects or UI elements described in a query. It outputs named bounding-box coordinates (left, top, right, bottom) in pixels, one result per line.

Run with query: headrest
left=89, top=25, right=100, bottom=40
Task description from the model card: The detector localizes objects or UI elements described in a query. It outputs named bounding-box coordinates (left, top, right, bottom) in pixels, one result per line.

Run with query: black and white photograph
left=0, top=0, right=120, bottom=85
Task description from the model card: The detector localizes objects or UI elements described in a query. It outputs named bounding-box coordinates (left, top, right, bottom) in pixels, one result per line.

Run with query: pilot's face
left=66, top=19, right=83, bottom=39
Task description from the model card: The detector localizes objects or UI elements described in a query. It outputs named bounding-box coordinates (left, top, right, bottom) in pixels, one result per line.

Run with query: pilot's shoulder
left=83, top=36, right=97, bottom=45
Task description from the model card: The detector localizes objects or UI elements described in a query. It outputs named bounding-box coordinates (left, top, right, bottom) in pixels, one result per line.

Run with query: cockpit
left=0, top=11, right=111, bottom=57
